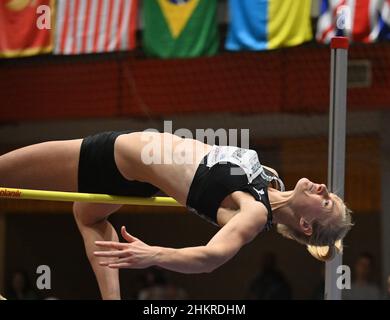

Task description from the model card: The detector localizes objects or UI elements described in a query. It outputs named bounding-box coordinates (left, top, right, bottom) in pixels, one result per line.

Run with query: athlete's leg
left=0, top=139, right=82, bottom=191
left=73, top=202, right=123, bottom=300
left=0, top=139, right=123, bottom=299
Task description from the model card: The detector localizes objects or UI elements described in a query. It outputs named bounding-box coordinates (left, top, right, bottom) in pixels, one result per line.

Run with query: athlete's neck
left=267, top=188, right=296, bottom=226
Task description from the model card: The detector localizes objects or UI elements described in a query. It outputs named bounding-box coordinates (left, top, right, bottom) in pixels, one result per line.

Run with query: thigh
left=0, top=139, right=82, bottom=192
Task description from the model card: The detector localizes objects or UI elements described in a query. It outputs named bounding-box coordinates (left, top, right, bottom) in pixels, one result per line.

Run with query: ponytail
left=306, top=240, right=343, bottom=262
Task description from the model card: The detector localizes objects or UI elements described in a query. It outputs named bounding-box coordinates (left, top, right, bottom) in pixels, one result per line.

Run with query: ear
left=299, top=218, right=313, bottom=236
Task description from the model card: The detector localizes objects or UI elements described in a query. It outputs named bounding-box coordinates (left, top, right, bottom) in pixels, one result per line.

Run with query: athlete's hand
left=94, top=226, right=159, bottom=269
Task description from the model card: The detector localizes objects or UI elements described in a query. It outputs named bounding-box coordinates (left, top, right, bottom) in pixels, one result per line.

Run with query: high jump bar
left=0, top=187, right=181, bottom=207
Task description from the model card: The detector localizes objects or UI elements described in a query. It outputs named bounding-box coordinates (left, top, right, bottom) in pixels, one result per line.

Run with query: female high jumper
left=0, top=130, right=352, bottom=299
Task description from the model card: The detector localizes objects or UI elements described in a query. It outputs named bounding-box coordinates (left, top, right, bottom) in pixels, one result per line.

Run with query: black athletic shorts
left=78, top=131, right=160, bottom=197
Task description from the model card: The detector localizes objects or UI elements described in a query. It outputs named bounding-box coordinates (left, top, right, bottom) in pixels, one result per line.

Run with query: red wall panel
left=0, top=43, right=389, bottom=122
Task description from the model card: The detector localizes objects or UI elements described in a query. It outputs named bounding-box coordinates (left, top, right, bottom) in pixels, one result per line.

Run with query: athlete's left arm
left=94, top=202, right=266, bottom=274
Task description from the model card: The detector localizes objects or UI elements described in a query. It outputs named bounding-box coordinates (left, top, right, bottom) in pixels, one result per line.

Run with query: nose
left=317, top=184, right=329, bottom=196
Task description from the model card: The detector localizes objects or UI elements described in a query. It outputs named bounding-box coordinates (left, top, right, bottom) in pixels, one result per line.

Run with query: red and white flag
left=0, top=0, right=53, bottom=58
left=317, top=0, right=390, bottom=43
left=55, top=0, right=138, bottom=55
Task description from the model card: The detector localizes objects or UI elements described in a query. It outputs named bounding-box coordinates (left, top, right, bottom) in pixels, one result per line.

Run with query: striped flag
left=55, top=0, right=138, bottom=55
left=317, top=0, right=390, bottom=43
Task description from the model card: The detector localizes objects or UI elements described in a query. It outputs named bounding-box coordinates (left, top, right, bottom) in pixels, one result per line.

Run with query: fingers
left=94, top=241, right=128, bottom=250
left=98, top=261, right=127, bottom=267
left=96, top=253, right=133, bottom=267
left=93, top=250, right=129, bottom=258
left=98, top=259, right=133, bottom=267
left=99, top=259, right=144, bottom=269
left=121, top=226, right=138, bottom=243
left=111, top=257, right=132, bottom=264
left=107, top=263, right=134, bottom=269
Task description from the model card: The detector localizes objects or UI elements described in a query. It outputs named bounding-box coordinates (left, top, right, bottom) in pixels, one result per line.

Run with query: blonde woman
left=0, top=131, right=352, bottom=300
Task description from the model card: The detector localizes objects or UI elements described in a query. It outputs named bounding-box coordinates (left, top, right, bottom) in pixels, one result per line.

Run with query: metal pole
left=380, top=112, right=390, bottom=292
left=325, top=36, right=349, bottom=300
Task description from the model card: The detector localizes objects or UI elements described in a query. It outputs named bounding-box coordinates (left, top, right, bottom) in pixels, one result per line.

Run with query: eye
left=323, top=200, right=331, bottom=207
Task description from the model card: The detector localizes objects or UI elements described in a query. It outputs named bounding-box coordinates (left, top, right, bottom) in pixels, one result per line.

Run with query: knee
left=73, top=202, right=106, bottom=227
left=72, top=202, right=86, bottom=226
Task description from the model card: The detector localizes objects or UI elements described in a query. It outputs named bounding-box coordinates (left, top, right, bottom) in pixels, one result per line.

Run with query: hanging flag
left=142, top=0, right=219, bottom=58
left=0, top=0, right=53, bottom=58
left=316, top=0, right=390, bottom=44
left=225, top=0, right=313, bottom=51
left=55, top=0, right=138, bottom=55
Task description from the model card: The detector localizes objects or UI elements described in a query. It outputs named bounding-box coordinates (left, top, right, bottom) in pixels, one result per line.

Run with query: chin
left=295, top=178, right=311, bottom=191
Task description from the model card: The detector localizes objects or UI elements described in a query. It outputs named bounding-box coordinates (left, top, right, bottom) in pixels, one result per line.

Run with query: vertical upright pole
left=380, top=112, right=390, bottom=293
left=325, top=36, right=349, bottom=300
left=0, top=214, right=5, bottom=294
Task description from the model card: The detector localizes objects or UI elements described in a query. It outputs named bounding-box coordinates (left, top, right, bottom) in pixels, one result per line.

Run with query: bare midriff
left=113, top=132, right=212, bottom=206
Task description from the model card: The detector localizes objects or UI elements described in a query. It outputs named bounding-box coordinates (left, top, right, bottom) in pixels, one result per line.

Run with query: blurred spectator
left=44, top=296, right=60, bottom=300
left=343, top=252, right=382, bottom=300
left=137, top=267, right=188, bottom=300
left=384, top=275, right=390, bottom=300
left=247, top=252, right=292, bottom=300
left=5, top=270, right=39, bottom=300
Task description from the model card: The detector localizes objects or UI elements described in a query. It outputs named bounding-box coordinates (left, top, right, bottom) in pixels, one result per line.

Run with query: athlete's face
left=291, top=178, right=341, bottom=227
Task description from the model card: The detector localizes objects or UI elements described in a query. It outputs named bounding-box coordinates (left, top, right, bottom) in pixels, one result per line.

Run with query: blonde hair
left=277, top=196, right=353, bottom=262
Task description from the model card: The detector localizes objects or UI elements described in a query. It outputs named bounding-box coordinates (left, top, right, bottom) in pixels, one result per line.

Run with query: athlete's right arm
left=154, top=202, right=267, bottom=274
left=94, top=195, right=267, bottom=274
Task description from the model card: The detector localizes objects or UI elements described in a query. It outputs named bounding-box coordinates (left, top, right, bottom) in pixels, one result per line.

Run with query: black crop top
left=186, top=146, right=285, bottom=231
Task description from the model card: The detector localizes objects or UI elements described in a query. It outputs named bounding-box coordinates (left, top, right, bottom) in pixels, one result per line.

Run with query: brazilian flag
left=143, top=0, right=219, bottom=58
